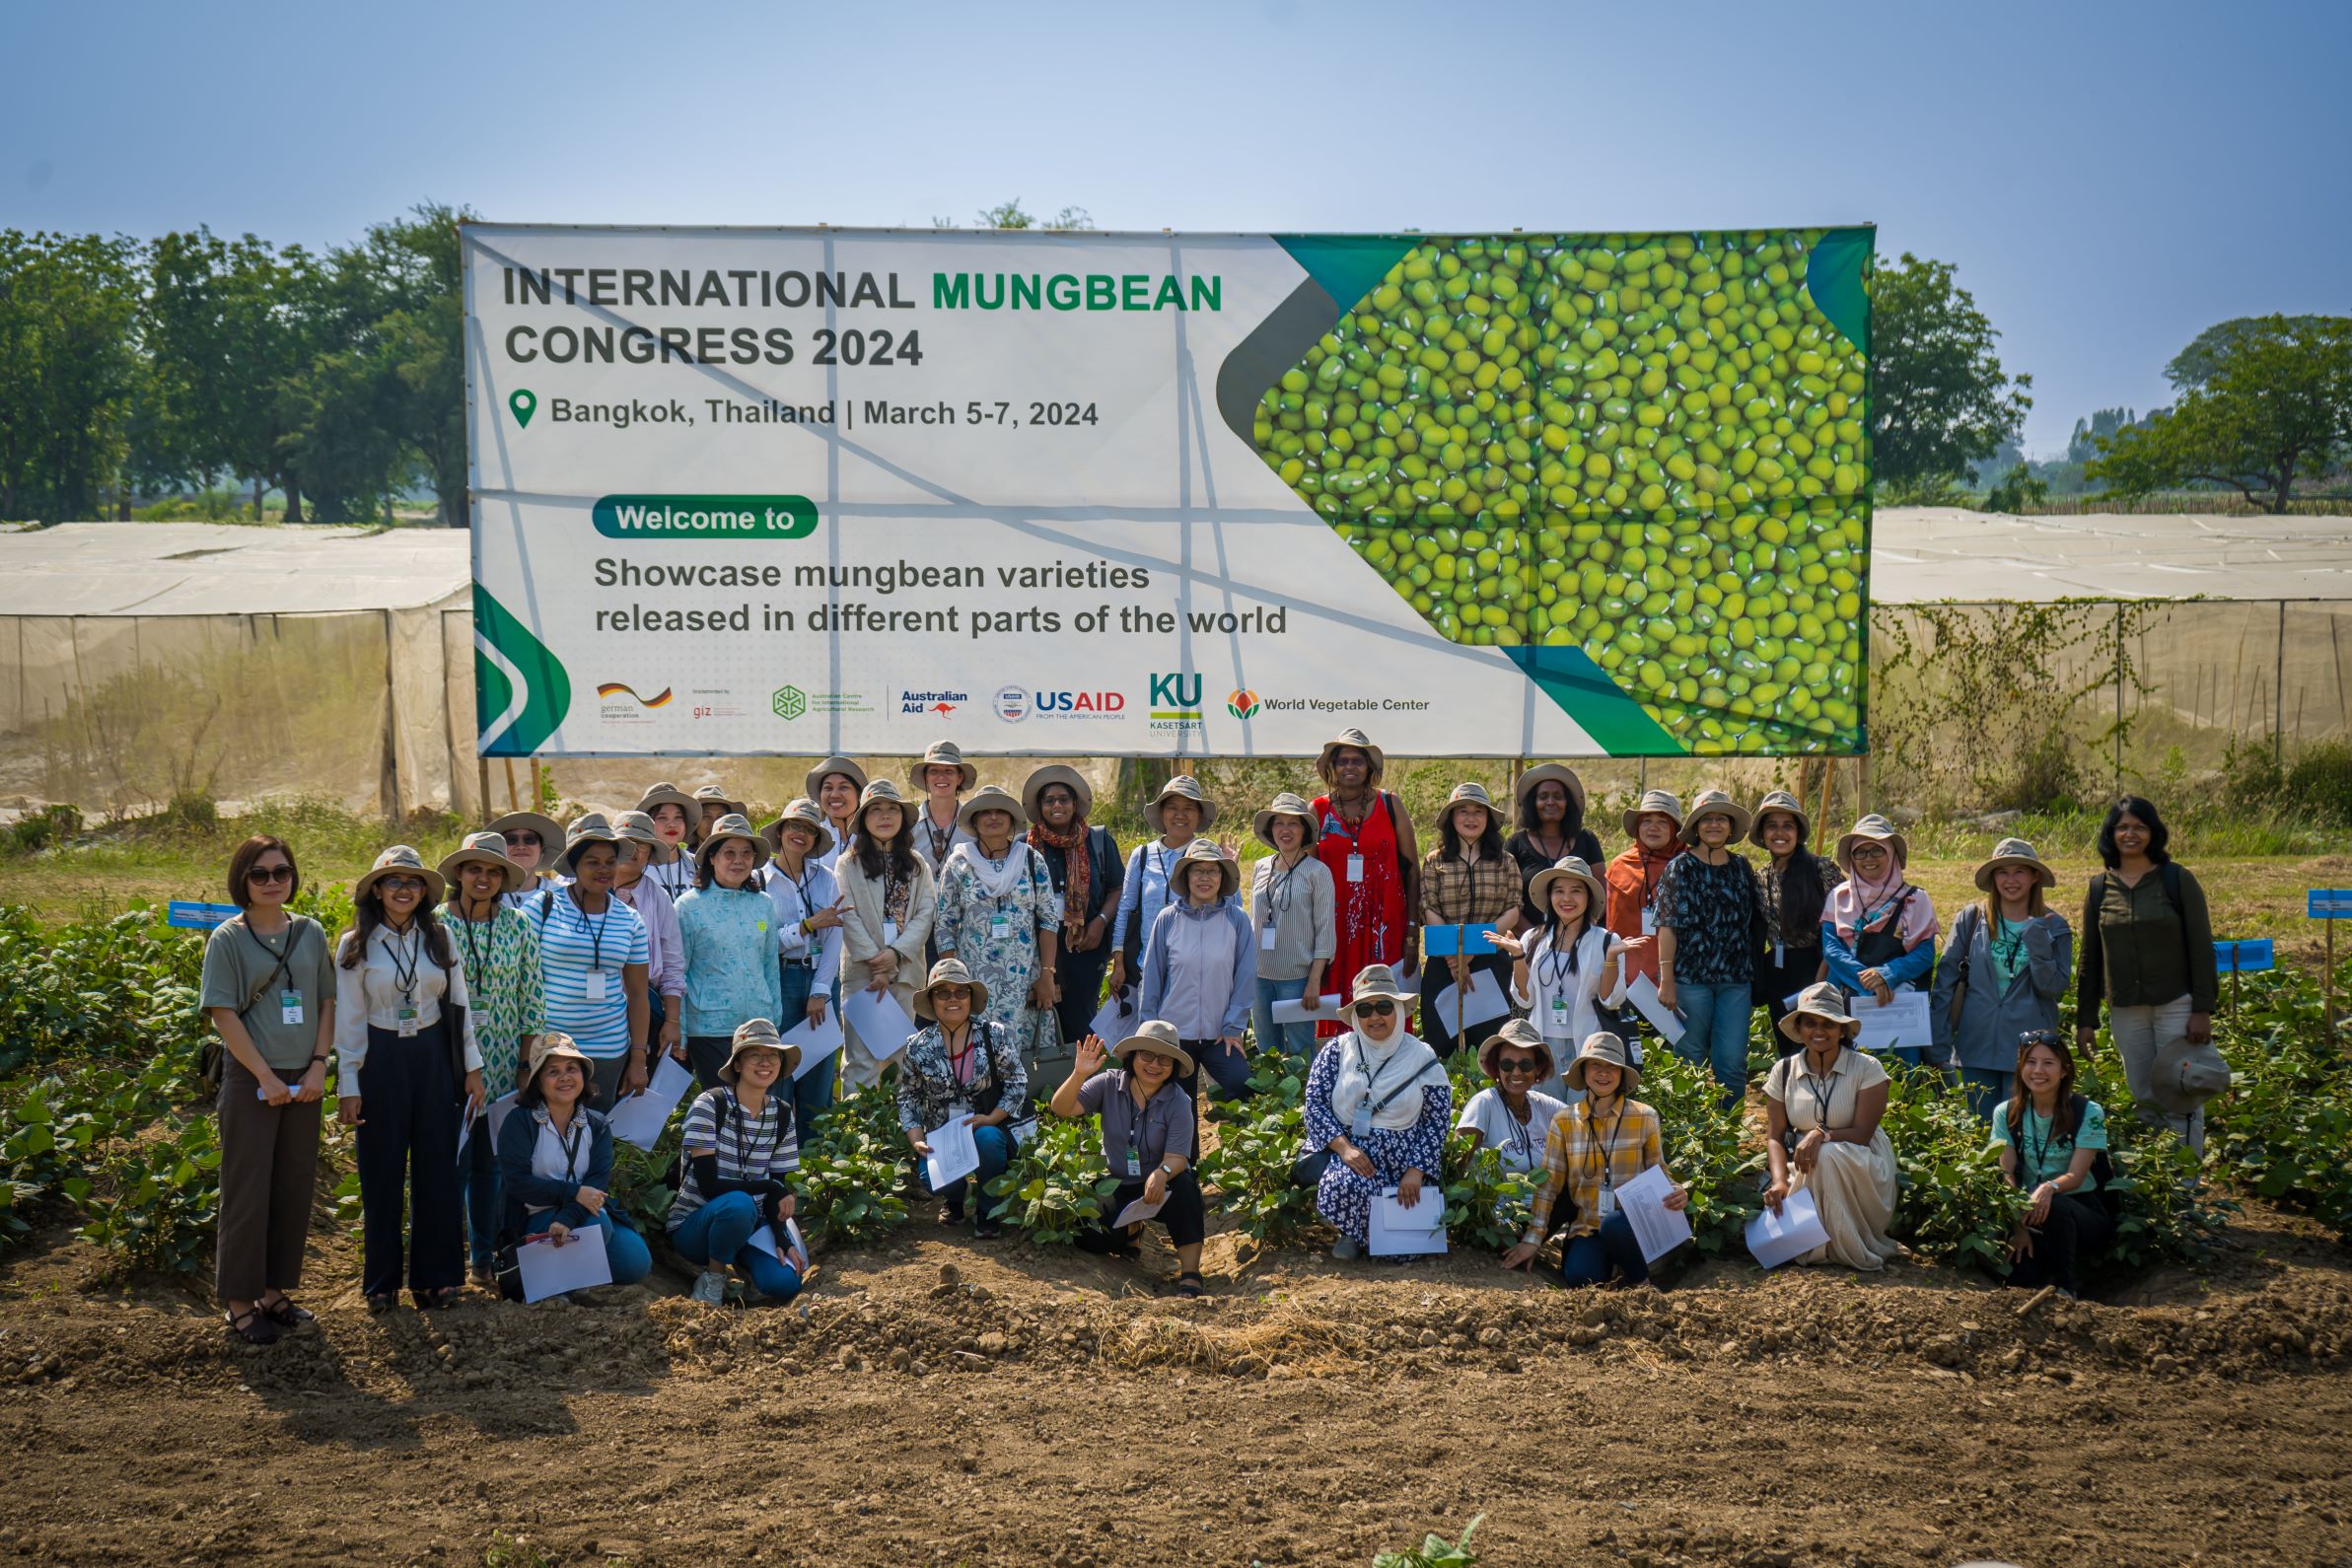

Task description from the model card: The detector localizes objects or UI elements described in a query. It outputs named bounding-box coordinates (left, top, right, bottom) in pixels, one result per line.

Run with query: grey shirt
left=1248, top=852, right=1336, bottom=982
left=198, top=914, right=335, bottom=1075
left=1076, top=1069, right=1194, bottom=1176
left=1930, top=904, right=2074, bottom=1072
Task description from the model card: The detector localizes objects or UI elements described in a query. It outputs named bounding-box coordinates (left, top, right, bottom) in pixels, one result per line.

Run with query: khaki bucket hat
left=1563, top=1032, right=1640, bottom=1096
left=1478, top=1017, right=1555, bottom=1083
left=910, top=740, right=978, bottom=793
left=1514, top=762, right=1589, bottom=820
left=913, top=957, right=990, bottom=1020
left=1315, top=726, right=1385, bottom=783
left=1143, top=773, right=1219, bottom=833
left=956, top=784, right=1028, bottom=836
left=354, top=844, right=445, bottom=905
left=1836, top=815, right=1909, bottom=873
left=1678, top=789, right=1754, bottom=844
left=524, top=1032, right=595, bottom=1087
left=1973, top=836, right=2057, bottom=891
left=1747, top=789, right=1813, bottom=848
left=1020, top=763, right=1095, bottom=823
left=559, top=812, right=624, bottom=874
left=614, top=810, right=681, bottom=864
left=1251, top=791, right=1319, bottom=850
left=438, top=831, right=525, bottom=896
left=851, top=777, right=913, bottom=840
left=692, top=784, right=748, bottom=819
left=636, top=782, right=700, bottom=825
left=1528, top=855, right=1607, bottom=919
left=1112, top=1018, right=1195, bottom=1078
left=719, top=1017, right=802, bottom=1084
left=1442, top=781, right=1499, bottom=827
left=760, top=798, right=838, bottom=859
left=2151, top=1034, right=2231, bottom=1117
left=694, top=813, right=771, bottom=878
left=487, top=810, right=566, bottom=857
left=1620, top=789, right=1685, bottom=839
left=1347, top=962, right=1415, bottom=1009
left=804, top=755, right=870, bottom=802
left=1778, top=980, right=1862, bottom=1043
left=1169, top=838, right=1240, bottom=901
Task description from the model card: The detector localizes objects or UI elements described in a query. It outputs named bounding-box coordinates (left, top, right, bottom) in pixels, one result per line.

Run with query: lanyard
left=1585, top=1099, right=1628, bottom=1188
left=568, top=890, right=612, bottom=970
left=724, top=1092, right=766, bottom=1176
left=944, top=1026, right=978, bottom=1088
left=549, top=1114, right=586, bottom=1181
left=924, top=811, right=956, bottom=864
left=1266, top=856, right=1305, bottom=916
left=1504, top=1100, right=1536, bottom=1167
left=1536, top=926, right=1586, bottom=994
left=2025, top=1105, right=2066, bottom=1178
left=459, top=911, right=492, bottom=976
left=1800, top=1060, right=1840, bottom=1129
left=383, top=923, right=422, bottom=1003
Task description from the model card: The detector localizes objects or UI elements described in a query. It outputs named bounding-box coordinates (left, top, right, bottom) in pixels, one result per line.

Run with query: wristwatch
left=1156, top=1163, right=1176, bottom=1179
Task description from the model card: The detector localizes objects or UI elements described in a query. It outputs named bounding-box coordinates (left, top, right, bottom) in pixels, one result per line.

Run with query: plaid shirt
left=1524, top=1096, right=1664, bottom=1242
left=1420, top=850, right=1521, bottom=929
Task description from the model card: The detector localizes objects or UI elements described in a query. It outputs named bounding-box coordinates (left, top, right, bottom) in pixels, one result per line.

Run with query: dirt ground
left=0, top=1193, right=2347, bottom=1568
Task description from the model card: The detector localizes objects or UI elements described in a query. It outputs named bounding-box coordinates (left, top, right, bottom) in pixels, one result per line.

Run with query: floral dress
left=935, top=843, right=1064, bottom=1053
left=449, top=905, right=544, bottom=1093
left=1302, top=1034, right=1452, bottom=1246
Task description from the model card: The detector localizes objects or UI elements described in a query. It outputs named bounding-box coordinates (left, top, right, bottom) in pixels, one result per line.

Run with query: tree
left=0, top=230, right=141, bottom=522
left=2066, top=407, right=2138, bottom=464
left=2166, top=315, right=2335, bottom=390
left=931, top=198, right=1094, bottom=231
left=1871, top=252, right=2032, bottom=490
left=2090, top=315, right=2352, bottom=513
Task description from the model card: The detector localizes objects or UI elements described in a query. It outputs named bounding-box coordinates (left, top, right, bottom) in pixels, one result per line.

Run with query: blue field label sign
left=2310, top=890, right=2352, bottom=919
left=167, top=900, right=244, bottom=930
left=2214, top=939, right=2275, bottom=973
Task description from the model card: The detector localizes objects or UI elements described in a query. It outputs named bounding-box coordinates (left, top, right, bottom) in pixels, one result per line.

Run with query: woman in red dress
left=1310, top=728, right=1421, bottom=1036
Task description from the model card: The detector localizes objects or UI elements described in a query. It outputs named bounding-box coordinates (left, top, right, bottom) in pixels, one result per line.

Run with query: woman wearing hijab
left=1504, top=1033, right=1689, bottom=1286
left=1932, top=838, right=2075, bottom=1119
left=1749, top=790, right=1842, bottom=1046
left=833, top=779, right=938, bottom=1090
left=635, top=783, right=702, bottom=902
left=935, top=784, right=1064, bottom=1078
left=805, top=756, right=870, bottom=873
left=1763, top=982, right=1901, bottom=1271
left=1821, top=815, right=1939, bottom=1068
left=1309, top=730, right=1421, bottom=1033
left=1024, top=763, right=1124, bottom=1050
left=1107, top=775, right=1227, bottom=1000
left=1248, top=792, right=1336, bottom=1059
left=439, top=830, right=544, bottom=1285
left=1301, top=963, right=1451, bottom=1260
left=1493, top=855, right=1622, bottom=1103
left=1502, top=764, right=1604, bottom=935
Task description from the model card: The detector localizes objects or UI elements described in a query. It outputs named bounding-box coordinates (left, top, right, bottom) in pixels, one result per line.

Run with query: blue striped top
left=526, top=889, right=650, bottom=1058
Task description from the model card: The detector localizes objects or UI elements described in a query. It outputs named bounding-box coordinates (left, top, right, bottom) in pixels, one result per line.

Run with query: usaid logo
left=998, top=687, right=1125, bottom=722
left=993, top=686, right=1031, bottom=722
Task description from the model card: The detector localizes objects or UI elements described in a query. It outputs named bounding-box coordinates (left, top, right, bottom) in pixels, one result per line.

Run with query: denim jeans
left=463, top=1105, right=500, bottom=1266
left=1674, top=980, right=1753, bottom=1107
left=780, top=963, right=836, bottom=1135
left=668, top=1189, right=803, bottom=1301
left=1958, top=1067, right=2013, bottom=1123
left=1561, top=1212, right=1650, bottom=1288
left=1252, top=974, right=1317, bottom=1059
left=922, top=1122, right=1014, bottom=1222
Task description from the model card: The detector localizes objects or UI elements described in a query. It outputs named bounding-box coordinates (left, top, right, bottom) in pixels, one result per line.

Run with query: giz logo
left=1148, top=673, right=1202, bottom=710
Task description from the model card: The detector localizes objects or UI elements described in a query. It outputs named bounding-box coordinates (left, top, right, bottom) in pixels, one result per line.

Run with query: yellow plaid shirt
left=1524, top=1096, right=1664, bottom=1242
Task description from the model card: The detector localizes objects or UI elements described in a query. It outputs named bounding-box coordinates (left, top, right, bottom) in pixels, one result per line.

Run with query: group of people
left=196, top=726, right=2233, bottom=1342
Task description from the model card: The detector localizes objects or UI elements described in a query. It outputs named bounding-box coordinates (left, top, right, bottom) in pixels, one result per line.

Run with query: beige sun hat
left=487, top=810, right=566, bottom=856
left=1528, top=855, right=1606, bottom=919
left=1619, top=788, right=1685, bottom=839
left=1478, top=1018, right=1555, bottom=1083
left=1347, top=962, right=1415, bottom=1010
left=1143, top=773, right=1219, bottom=833
left=1442, top=781, right=1499, bottom=828
left=558, top=812, right=623, bottom=873
left=913, top=957, right=991, bottom=1020
left=1315, top=726, right=1386, bottom=783
left=1020, top=763, right=1095, bottom=823
left=1836, top=814, right=1910, bottom=872
left=524, top=1032, right=595, bottom=1087
left=718, top=1017, right=802, bottom=1084
left=692, top=784, right=748, bottom=819
left=956, top=784, right=1028, bottom=836
left=909, top=740, right=978, bottom=793
left=437, top=831, right=526, bottom=896
left=1251, top=791, right=1319, bottom=850
left=804, top=755, right=870, bottom=802
left=1973, top=836, right=2057, bottom=891
left=1777, top=979, right=1862, bottom=1043
left=354, top=844, right=445, bottom=905
left=1563, top=1032, right=1640, bottom=1096
left=760, top=798, right=838, bottom=859
left=635, top=782, right=700, bottom=825
left=614, top=810, right=682, bottom=864
left=1678, top=789, right=1754, bottom=844
left=1513, top=762, right=1589, bottom=820
left=2150, top=1033, right=2231, bottom=1117
left=850, top=777, right=913, bottom=840
left=693, top=813, right=771, bottom=878
left=1169, top=838, right=1240, bottom=901
left=1112, top=1018, right=1195, bottom=1078
left=1747, top=789, right=1813, bottom=848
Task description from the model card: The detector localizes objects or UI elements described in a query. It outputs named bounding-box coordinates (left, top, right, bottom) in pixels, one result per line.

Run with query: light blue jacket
left=1139, top=898, right=1256, bottom=1040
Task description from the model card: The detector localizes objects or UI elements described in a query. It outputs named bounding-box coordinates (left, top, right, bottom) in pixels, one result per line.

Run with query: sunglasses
left=377, top=875, right=428, bottom=892
left=246, top=864, right=293, bottom=884
left=504, top=830, right=542, bottom=847
left=1496, top=1056, right=1542, bottom=1074
left=1353, top=1000, right=1395, bottom=1018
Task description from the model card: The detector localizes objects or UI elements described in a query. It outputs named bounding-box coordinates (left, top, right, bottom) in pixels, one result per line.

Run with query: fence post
left=2112, top=603, right=2124, bottom=796
left=2275, top=600, right=2286, bottom=768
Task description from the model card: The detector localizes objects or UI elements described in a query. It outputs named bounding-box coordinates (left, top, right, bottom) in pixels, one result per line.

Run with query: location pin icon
left=510, top=389, right=536, bottom=427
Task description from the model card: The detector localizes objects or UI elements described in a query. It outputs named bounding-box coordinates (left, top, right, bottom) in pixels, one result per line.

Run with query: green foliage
left=1374, top=1515, right=1482, bottom=1568
left=1640, top=1047, right=1764, bottom=1253
left=986, top=1113, right=1119, bottom=1244
left=74, top=1112, right=220, bottom=1273
left=1882, top=1061, right=2028, bottom=1274
left=1200, top=1053, right=1319, bottom=1247
left=1871, top=252, right=2033, bottom=487
left=1983, top=462, right=2051, bottom=514
left=2283, top=741, right=2352, bottom=827
left=2202, top=964, right=2352, bottom=1241
left=5, top=804, right=84, bottom=856
left=0, top=229, right=143, bottom=522
left=793, top=1084, right=909, bottom=1246
left=1434, top=1050, right=1531, bottom=1247
left=0, top=904, right=208, bottom=1077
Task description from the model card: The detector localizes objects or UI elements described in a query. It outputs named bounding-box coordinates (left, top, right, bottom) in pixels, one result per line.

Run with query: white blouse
left=333, top=921, right=485, bottom=1075
left=1508, top=922, right=1631, bottom=1100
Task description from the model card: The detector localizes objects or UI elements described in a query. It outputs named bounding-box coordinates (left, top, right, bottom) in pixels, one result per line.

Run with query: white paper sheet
left=1625, top=973, right=1687, bottom=1045
left=1269, top=993, right=1342, bottom=1025
left=515, top=1223, right=613, bottom=1302
left=783, top=1010, right=846, bottom=1079
left=1431, top=977, right=1511, bottom=1038
left=1368, top=1187, right=1448, bottom=1255
left=745, top=1215, right=812, bottom=1271
left=1850, top=989, right=1933, bottom=1053
left=486, top=1090, right=521, bottom=1147
left=1110, top=1194, right=1165, bottom=1229
left=1088, top=992, right=1135, bottom=1044
left=1745, top=1186, right=1829, bottom=1269
left=454, top=1103, right=471, bottom=1165
left=844, top=987, right=914, bottom=1063
left=1615, top=1164, right=1693, bottom=1264
left=606, top=1053, right=693, bottom=1150
left=922, top=1113, right=980, bottom=1190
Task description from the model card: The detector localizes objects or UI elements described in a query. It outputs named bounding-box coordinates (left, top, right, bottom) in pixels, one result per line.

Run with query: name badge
left=1349, top=1106, right=1373, bottom=1141
left=395, top=1004, right=419, bottom=1038
left=1772, top=940, right=1785, bottom=968
left=279, top=990, right=305, bottom=1027
left=1260, top=924, right=1279, bottom=952
left=1346, top=853, right=1366, bottom=885
left=989, top=910, right=1014, bottom=938
left=584, top=969, right=610, bottom=1003
left=1595, top=1181, right=1617, bottom=1218
left=1548, top=995, right=1569, bottom=1030
left=1640, top=906, right=1658, bottom=936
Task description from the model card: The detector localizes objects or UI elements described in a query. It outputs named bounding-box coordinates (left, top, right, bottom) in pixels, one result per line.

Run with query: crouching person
left=498, top=1033, right=654, bottom=1290
left=668, top=1020, right=808, bottom=1306
left=1503, top=1033, right=1688, bottom=1288
left=1049, top=1023, right=1207, bottom=1298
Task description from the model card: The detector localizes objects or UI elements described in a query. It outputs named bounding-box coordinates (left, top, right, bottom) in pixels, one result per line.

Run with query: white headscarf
left=1329, top=1028, right=1446, bottom=1132
left=946, top=838, right=1036, bottom=900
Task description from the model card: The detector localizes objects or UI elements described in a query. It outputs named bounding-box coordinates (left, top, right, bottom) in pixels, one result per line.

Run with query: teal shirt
left=675, top=884, right=784, bottom=1037
left=1991, top=1098, right=2106, bottom=1192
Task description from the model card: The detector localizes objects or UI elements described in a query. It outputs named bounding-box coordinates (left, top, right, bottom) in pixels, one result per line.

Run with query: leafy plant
left=1881, top=1060, right=2027, bottom=1274
left=2200, top=963, right=2352, bottom=1241
left=1640, top=1047, right=1764, bottom=1253
left=1200, top=1053, right=1319, bottom=1247
left=75, top=1113, right=221, bottom=1273
left=986, top=1112, right=1119, bottom=1244
left=793, top=1084, right=909, bottom=1247
left=1374, top=1515, right=1482, bottom=1568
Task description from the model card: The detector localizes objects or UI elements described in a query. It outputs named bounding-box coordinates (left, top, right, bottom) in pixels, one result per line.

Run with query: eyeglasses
left=1496, top=1056, right=1542, bottom=1074
left=503, top=831, right=542, bottom=847
left=1353, top=1000, right=1395, bottom=1018
left=247, top=865, right=293, bottom=884
left=378, top=876, right=427, bottom=892
left=932, top=987, right=973, bottom=1003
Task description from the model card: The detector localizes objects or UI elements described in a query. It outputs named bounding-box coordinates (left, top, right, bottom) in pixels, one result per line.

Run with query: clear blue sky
left=7, top=0, right=2345, bottom=456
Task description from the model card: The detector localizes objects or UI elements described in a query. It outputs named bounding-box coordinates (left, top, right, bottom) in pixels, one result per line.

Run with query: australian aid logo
left=1149, top=672, right=1203, bottom=733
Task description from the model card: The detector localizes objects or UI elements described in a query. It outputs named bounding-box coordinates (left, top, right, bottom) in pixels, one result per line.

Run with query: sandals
left=414, top=1286, right=461, bottom=1312
left=258, top=1298, right=314, bottom=1328
left=224, top=1307, right=280, bottom=1345
left=1175, top=1272, right=1206, bottom=1299
left=365, top=1292, right=397, bottom=1315
left=937, top=1203, right=966, bottom=1227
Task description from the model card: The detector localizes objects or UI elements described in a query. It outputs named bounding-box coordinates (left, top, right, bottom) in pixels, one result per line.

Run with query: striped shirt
left=526, top=889, right=650, bottom=1059
left=667, top=1087, right=798, bottom=1230
left=1523, top=1096, right=1665, bottom=1243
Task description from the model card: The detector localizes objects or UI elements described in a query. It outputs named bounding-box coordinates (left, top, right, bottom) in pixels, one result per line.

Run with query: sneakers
left=1331, top=1236, right=1362, bottom=1261
left=690, top=1268, right=729, bottom=1305
left=973, top=1218, right=1003, bottom=1241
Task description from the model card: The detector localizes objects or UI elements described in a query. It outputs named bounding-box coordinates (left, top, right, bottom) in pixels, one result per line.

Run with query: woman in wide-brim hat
left=831, top=779, right=937, bottom=1089
left=486, top=811, right=566, bottom=906
left=1248, top=791, right=1336, bottom=1060
left=1504, top=763, right=1604, bottom=937
left=803, top=757, right=868, bottom=869
left=1301, top=962, right=1452, bottom=1260
left=935, top=785, right=1063, bottom=1056
left=1762, top=981, right=1900, bottom=1272
left=1108, top=773, right=1225, bottom=1005
left=1492, top=855, right=1622, bottom=1103
left=1456, top=1019, right=1567, bottom=1187
left=1308, top=735, right=1420, bottom=1042
left=611, top=811, right=688, bottom=1076
left=689, top=785, right=747, bottom=848
left=1023, top=764, right=1122, bottom=1059
left=1822, top=815, right=1940, bottom=1067
left=1604, top=789, right=1683, bottom=995
left=1932, top=837, right=2073, bottom=1119
left=1139, top=839, right=1256, bottom=1120
left=1654, top=789, right=1767, bottom=1110
left=496, top=1033, right=654, bottom=1290
left=1750, top=790, right=1843, bottom=1052
left=1314, top=725, right=1386, bottom=785
left=1048, top=1019, right=1209, bottom=1294
left=1419, top=780, right=1517, bottom=1057
left=754, top=801, right=845, bottom=1125
left=897, top=959, right=1026, bottom=1239
left=908, top=741, right=977, bottom=880
left=669, top=1020, right=810, bottom=1306
left=1505, top=1031, right=1688, bottom=1287
left=636, top=784, right=701, bottom=899
left=440, top=830, right=544, bottom=1284
left=525, top=816, right=654, bottom=1110
left=677, top=815, right=784, bottom=1092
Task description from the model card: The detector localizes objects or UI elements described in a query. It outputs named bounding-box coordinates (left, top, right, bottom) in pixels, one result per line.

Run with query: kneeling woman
left=668, top=1020, right=809, bottom=1306
left=1995, top=1030, right=2113, bottom=1298
left=496, top=1034, right=654, bottom=1289
left=1302, top=963, right=1452, bottom=1260
left=1503, top=1033, right=1688, bottom=1286
left=1048, top=1022, right=1206, bottom=1296
left=1763, top=982, right=1901, bottom=1271
left=897, top=959, right=1027, bottom=1240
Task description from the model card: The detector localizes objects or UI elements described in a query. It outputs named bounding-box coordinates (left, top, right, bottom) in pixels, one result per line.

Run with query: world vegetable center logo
left=1227, top=688, right=1260, bottom=720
